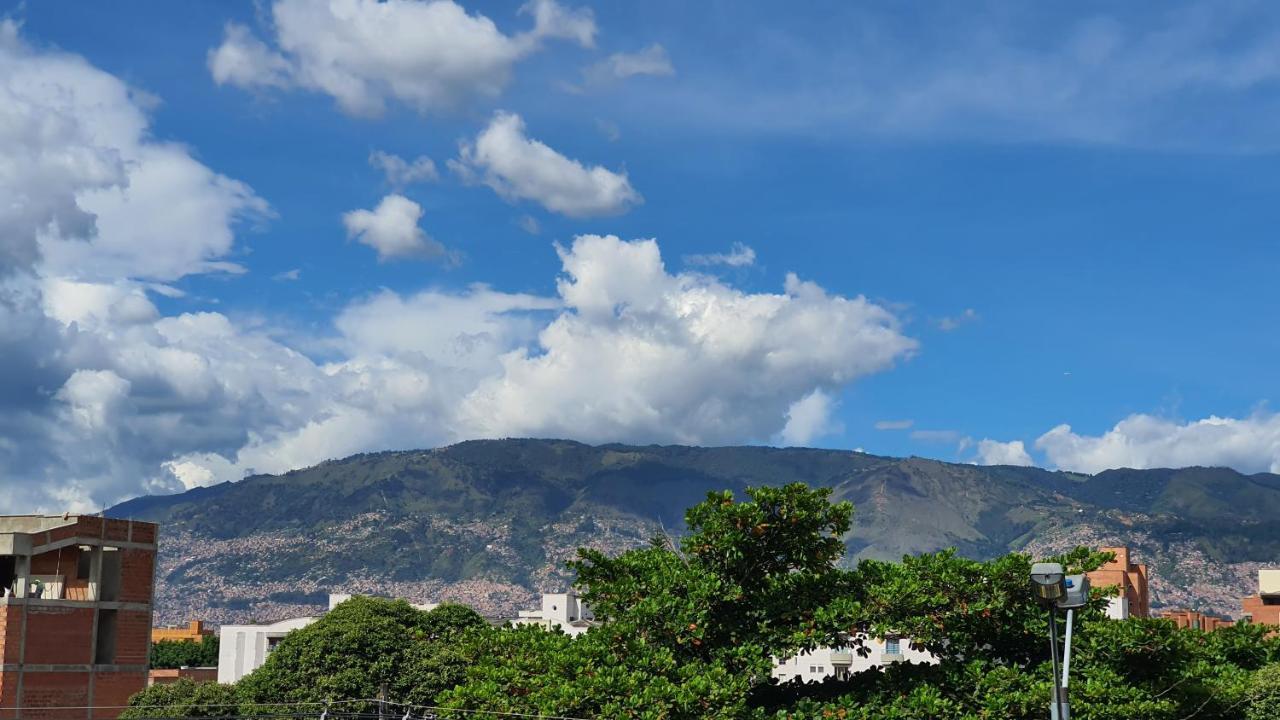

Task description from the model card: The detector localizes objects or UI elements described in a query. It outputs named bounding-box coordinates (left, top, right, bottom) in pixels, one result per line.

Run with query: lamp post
left=1030, top=563, right=1090, bottom=720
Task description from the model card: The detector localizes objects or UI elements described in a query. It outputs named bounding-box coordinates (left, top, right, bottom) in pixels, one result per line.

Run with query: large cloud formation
left=208, top=0, right=596, bottom=116
left=1035, top=413, right=1280, bottom=475
left=974, top=413, right=1280, bottom=474
left=2, top=22, right=914, bottom=513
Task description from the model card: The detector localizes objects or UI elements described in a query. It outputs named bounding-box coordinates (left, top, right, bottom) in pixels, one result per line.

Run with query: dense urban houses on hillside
left=1241, top=569, right=1280, bottom=626
left=0, top=515, right=158, bottom=720
left=1085, top=546, right=1151, bottom=619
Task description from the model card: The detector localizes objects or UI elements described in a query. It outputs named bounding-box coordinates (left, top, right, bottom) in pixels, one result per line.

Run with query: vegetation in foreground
left=125, top=484, right=1280, bottom=719
left=150, top=635, right=220, bottom=669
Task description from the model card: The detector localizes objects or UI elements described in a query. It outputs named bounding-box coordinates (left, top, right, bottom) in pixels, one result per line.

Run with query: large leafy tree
left=119, top=679, right=245, bottom=720
left=440, top=483, right=1280, bottom=720
left=150, top=634, right=220, bottom=669
left=237, top=597, right=488, bottom=710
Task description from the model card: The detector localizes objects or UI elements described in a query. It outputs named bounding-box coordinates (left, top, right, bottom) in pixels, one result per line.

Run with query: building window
left=99, top=548, right=121, bottom=601
left=95, top=609, right=118, bottom=664
left=885, top=638, right=901, bottom=655
left=77, top=548, right=93, bottom=580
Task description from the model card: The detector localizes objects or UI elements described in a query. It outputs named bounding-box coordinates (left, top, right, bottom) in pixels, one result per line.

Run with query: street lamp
left=1030, top=563, right=1090, bottom=720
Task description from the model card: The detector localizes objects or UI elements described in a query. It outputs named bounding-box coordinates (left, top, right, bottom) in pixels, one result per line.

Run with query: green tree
left=440, top=483, right=1280, bottom=720
left=150, top=634, right=219, bottom=669
left=119, top=679, right=244, bottom=720
left=236, top=596, right=487, bottom=710
left=1248, top=663, right=1280, bottom=720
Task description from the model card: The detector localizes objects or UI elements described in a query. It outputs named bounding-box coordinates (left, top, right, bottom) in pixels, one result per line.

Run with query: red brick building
left=1159, top=609, right=1235, bottom=632
left=0, top=515, right=158, bottom=720
left=1085, top=546, right=1150, bottom=619
left=147, top=667, right=217, bottom=687
left=1241, top=569, right=1280, bottom=627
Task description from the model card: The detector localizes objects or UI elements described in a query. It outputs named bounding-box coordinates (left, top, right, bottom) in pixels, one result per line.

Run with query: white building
left=218, top=616, right=319, bottom=684
left=772, top=636, right=935, bottom=684
left=511, top=591, right=596, bottom=636
left=217, top=593, right=441, bottom=683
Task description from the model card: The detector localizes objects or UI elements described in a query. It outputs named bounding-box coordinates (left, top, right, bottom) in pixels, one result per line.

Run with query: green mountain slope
left=108, top=439, right=1280, bottom=625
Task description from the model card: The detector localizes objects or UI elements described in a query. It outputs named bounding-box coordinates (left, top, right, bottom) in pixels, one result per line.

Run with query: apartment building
left=1241, top=569, right=1280, bottom=626
left=218, top=593, right=440, bottom=683
left=773, top=637, right=935, bottom=683
left=1085, top=546, right=1150, bottom=619
left=1160, top=609, right=1234, bottom=632
left=510, top=591, right=596, bottom=636
left=151, top=620, right=213, bottom=644
left=0, top=515, right=158, bottom=720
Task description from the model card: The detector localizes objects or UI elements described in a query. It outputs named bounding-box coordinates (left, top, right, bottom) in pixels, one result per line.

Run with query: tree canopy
left=127, top=483, right=1280, bottom=719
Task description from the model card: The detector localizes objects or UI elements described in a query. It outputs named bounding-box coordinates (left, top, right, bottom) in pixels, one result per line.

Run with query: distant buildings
left=148, top=667, right=218, bottom=687
left=152, top=619, right=213, bottom=644
left=1085, top=546, right=1150, bottom=619
left=510, top=591, right=596, bottom=636
left=773, top=637, right=935, bottom=683
left=218, top=593, right=445, bottom=683
left=0, top=514, right=158, bottom=720
left=1160, top=609, right=1234, bottom=632
left=218, top=616, right=321, bottom=684
left=1240, top=568, right=1280, bottom=626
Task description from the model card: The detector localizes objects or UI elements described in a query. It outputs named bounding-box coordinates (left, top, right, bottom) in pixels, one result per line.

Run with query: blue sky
left=3, top=0, right=1280, bottom=509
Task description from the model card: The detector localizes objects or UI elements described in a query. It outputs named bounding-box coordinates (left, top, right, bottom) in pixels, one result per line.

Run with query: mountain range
left=108, top=439, right=1280, bottom=625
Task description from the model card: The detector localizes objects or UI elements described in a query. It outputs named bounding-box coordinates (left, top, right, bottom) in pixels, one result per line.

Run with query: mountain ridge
left=108, top=439, right=1280, bottom=625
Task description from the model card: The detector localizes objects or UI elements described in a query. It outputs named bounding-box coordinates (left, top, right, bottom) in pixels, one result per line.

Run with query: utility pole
left=379, top=682, right=388, bottom=720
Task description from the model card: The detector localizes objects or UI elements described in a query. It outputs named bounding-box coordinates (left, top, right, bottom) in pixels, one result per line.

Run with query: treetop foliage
left=128, top=483, right=1280, bottom=720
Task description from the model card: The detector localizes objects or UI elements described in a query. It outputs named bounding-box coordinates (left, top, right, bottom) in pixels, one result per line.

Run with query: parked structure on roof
left=151, top=619, right=213, bottom=644
left=1085, top=546, right=1150, bottom=619
left=0, top=514, right=158, bottom=720
left=1241, top=568, right=1280, bottom=626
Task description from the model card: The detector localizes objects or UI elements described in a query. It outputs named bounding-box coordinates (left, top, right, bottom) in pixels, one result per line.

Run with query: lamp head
left=1030, top=562, right=1066, bottom=604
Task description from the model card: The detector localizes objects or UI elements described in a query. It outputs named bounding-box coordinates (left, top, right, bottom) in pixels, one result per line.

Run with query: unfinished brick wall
left=22, top=606, right=94, bottom=665
left=113, top=611, right=151, bottom=666
left=0, top=670, right=18, bottom=720
left=0, top=606, right=19, bottom=664
left=91, top=671, right=147, bottom=720
left=16, top=672, right=90, bottom=720
left=116, top=551, right=153, bottom=605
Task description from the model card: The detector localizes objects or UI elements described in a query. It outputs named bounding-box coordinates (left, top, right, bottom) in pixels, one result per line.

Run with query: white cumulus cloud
left=1036, top=413, right=1280, bottom=474
left=455, top=235, right=915, bottom=444
left=369, top=150, right=438, bottom=187
left=780, top=390, right=841, bottom=446
left=975, top=439, right=1035, bottom=466
left=451, top=111, right=641, bottom=217
left=343, top=194, right=449, bottom=261
left=207, top=0, right=596, bottom=117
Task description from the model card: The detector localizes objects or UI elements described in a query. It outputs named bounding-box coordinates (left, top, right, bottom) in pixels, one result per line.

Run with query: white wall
left=217, top=617, right=319, bottom=683
left=1105, top=595, right=1130, bottom=620
left=511, top=591, right=594, bottom=636
left=772, top=637, right=935, bottom=683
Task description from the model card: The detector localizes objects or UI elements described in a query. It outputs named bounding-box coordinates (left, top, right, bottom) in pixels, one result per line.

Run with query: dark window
left=95, top=609, right=118, bottom=664
left=0, top=556, right=15, bottom=595
left=99, top=548, right=121, bottom=601
left=77, top=548, right=92, bottom=580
